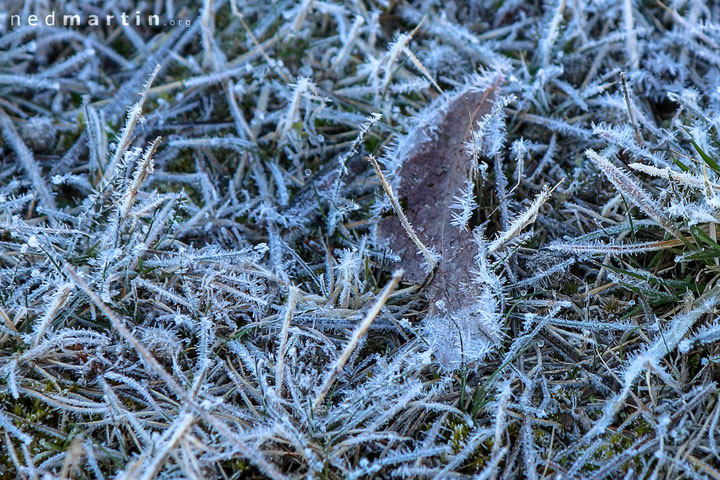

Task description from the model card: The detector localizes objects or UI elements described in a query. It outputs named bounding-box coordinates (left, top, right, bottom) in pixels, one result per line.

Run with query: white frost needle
left=449, top=181, right=478, bottom=232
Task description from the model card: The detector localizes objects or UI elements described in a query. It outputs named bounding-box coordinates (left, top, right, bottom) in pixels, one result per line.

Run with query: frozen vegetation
left=2, top=0, right=720, bottom=478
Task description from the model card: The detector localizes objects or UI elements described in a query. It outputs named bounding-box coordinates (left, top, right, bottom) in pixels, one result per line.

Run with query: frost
left=26, top=234, right=39, bottom=249
left=1, top=0, right=720, bottom=478
left=449, top=181, right=478, bottom=232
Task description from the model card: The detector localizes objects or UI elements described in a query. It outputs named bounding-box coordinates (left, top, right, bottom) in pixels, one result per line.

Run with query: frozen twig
left=367, top=154, right=438, bottom=272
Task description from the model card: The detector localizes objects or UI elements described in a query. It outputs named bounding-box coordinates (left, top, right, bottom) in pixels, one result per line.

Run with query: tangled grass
left=3, top=0, right=720, bottom=479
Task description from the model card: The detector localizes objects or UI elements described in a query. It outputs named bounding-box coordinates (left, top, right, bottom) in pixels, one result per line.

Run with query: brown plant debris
left=376, top=79, right=503, bottom=367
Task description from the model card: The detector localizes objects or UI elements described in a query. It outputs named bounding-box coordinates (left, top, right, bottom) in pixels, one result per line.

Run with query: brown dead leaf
left=376, top=80, right=502, bottom=364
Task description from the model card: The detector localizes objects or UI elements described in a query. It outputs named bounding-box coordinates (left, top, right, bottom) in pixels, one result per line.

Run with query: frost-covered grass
left=2, top=0, right=720, bottom=478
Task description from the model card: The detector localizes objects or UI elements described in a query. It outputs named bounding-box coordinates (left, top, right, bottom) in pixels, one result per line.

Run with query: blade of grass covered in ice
left=570, top=220, right=662, bottom=243
left=0, top=109, right=57, bottom=215
left=101, top=64, right=161, bottom=186
left=538, top=0, right=567, bottom=68
left=63, top=263, right=289, bottom=479
left=367, top=154, right=438, bottom=272
left=488, top=182, right=558, bottom=254
left=314, top=269, right=403, bottom=409
left=0, top=74, right=59, bottom=91
left=118, top=137, right=161, bottom=219
left=586, top=148, right=692, bottom=248
left=550, top=239, right=683, bottom=256
left=31, top=283, right=74, bottom=347
left=275, top=286, right=299, bottom=396
left=629, top=162, right=720, bottom=191
left=600, top=262, right=690, bottom=290
left=622, top=0, right=639, bottom=71
left=168, top=136, right=255, bottom=152
left=583, top=291, right=720, bottom=440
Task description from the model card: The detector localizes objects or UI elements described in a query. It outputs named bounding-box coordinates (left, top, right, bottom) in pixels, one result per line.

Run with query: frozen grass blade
left=488, top=182, right=557, bottom=254
left=586, top=148, right=691, bottom=247
left=367, top=154, right=438, bottom=272
left=275, top=286, right=299, bottom=396
left=101, top=64, right=161, bottom=186
left=623, top=0, right=639, bottom=70
left=0, top=109, right=56, bottom=214
left=314, top=269, right=403, bottom=409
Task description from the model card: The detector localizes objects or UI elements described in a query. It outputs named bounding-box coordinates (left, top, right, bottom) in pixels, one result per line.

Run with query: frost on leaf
left=376, top=77, right=504, bottom=369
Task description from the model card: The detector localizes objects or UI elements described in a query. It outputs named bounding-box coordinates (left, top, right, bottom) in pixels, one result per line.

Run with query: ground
left=1, top=1, right=720, bottom=479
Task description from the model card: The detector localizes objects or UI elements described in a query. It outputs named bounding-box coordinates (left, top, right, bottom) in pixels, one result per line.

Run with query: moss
left=448, top=420, right=470, bottom=454
left=276, top=38, right=310, bottom=68
left=0, top=390, right=70, bottom=475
